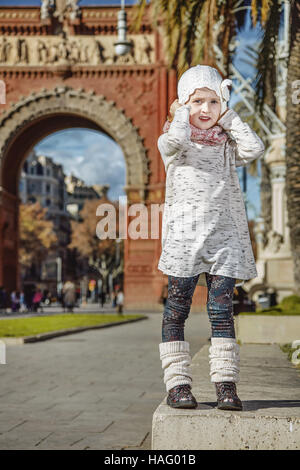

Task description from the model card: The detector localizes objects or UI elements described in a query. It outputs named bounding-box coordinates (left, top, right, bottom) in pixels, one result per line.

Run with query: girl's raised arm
left=157, top=104, right=192, bottom=169
left=218, top=109, right=265, bottom=167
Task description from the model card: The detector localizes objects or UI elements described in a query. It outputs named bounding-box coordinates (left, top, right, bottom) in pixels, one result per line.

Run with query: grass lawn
left=0, top=313, right=145, bottom=338
left=239, top=295, right=300, bottom=316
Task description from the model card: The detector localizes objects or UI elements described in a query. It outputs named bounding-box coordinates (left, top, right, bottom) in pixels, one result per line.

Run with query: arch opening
left=0, top=87, right=150, bottom=292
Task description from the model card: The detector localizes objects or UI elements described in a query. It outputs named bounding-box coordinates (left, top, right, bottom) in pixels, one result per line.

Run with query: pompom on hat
left=177, top=65, right=232, bottom=115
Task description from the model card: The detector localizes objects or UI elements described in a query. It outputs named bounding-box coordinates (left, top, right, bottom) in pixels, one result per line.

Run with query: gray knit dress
left=157, top=104, right=265, bottom=287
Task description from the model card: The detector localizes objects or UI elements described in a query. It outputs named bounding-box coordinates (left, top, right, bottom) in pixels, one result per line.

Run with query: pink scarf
left=163, top=119, right=228, bottom=146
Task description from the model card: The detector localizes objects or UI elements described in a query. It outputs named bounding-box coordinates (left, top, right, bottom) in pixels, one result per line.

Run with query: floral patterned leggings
left=162, top=273, right=236, bottom=342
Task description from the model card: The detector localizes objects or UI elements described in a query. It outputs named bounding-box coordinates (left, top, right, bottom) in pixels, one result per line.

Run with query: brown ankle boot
left=215, top=382, right=243, bottom=411
left=167, top=384, right=198, bottom=409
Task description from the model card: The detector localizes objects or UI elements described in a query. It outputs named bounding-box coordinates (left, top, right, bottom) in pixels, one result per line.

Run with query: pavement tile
left=0, top=312, right=210, bottom=449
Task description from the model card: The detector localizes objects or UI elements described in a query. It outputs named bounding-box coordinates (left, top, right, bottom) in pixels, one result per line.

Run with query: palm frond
left=180, top=0, right=206, bottom=71
left=235, top=1, right=250, bottom=31
left=130, top=0, right=148, bottom=33
left=289, top=0, right=300, bottom=57
left=131, top=0, right=284, bottom=120
left=252, top=0, right=281, bottom=115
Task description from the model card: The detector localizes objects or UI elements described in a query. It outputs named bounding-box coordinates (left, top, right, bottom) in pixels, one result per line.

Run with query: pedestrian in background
left=100, top=291, right=106, bottom=308
left=33, top=288, right=43, bottom=313
left=24, top=287, right=34, bottom=312
left=0, top=286, right=7, bottom=314
left=112, top=290, right=117, bottom=308
left=19, top=291, right=26, bottom=313
left=116, top=289, right=124, bottom=315
left=62, top=280, right=76, bottom=313
left=11, top=291, right=20, bottom=313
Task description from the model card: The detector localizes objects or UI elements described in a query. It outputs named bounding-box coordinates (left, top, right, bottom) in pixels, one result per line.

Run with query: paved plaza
left=0, top=311, right=210, bottom=450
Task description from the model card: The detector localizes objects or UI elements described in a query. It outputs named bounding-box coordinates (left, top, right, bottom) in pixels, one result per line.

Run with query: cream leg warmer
left=208, top=337, right=240, bottom=383
left=159, top=341, right=192, bottom=392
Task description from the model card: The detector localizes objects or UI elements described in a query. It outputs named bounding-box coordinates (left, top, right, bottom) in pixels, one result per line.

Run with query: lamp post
left=116, top=237, right=121, bottom=265
left=114, top=0, right=132, bottom=56
left=56, top=256, right=62, bottom=298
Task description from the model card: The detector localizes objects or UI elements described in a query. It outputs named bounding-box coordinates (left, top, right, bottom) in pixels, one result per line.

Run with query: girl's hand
left=218, top=108, right=229, bottom=121
left=169, top=99, right=183, bottom=118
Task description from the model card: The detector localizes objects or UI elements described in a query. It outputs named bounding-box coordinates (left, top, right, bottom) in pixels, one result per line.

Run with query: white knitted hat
left=177, top=65, right=232, bottom=114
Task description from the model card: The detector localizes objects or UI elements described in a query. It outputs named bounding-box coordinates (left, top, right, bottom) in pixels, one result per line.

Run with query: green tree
left=19, top=202, right=58, bottom=271
left=69, top=198, right=124, bottom=284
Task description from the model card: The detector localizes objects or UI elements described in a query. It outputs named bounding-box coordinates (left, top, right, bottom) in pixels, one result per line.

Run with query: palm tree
left=285, top=0, right=300, bottom=292
left=131, top=0, right=300, bottom=292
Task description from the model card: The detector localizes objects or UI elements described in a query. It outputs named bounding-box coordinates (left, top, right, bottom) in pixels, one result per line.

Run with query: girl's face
left=185, top=87, right=221, bottom=129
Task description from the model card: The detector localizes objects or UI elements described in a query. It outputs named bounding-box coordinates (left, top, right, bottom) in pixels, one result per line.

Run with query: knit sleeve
left=217, top=108, right=265, bottom=167
left=157, top=104, right=192, bottom=170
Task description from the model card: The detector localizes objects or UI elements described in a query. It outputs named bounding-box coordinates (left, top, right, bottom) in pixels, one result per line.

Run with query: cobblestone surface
left=0, top=311, right=210, bottom=450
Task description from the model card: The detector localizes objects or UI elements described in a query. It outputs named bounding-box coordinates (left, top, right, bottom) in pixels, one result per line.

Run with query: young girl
left=157, top=65, right=265, bottom=411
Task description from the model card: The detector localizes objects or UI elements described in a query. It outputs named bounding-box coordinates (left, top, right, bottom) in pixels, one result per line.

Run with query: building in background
left=65, top=173, right=109, bottom=221
left=19, top=150, right=71, bottom=292
left=19, top=150, right=113, bottom=296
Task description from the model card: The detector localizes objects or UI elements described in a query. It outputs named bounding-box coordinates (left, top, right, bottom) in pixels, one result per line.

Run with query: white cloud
left=34, top=128, right=126, bottom=201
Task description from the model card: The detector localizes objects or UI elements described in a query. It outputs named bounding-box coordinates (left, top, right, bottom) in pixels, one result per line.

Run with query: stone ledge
left=236, top=314, right=300, bottom=344
left=152, top=344, right=300, bottom=450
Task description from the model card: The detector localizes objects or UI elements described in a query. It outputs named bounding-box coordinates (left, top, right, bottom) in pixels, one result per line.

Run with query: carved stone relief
left=266, top=230, right=284, bottom=254
left=0, top=34, right=155, bottom=66
left=260, top=159, right=272, bottom=248
left=41, top=0, right=80, bottom=22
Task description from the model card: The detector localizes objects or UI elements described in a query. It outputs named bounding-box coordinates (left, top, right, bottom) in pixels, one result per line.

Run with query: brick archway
left=0, top=85, right=151, bottom=293
left=0, top=86, right=149, bottom=195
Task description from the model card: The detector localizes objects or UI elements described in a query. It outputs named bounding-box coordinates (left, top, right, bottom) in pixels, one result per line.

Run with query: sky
left=5, top=1, right=269, bottom=219
left=230, top=5, right=265, bottom=220
left=34, top=130, right=126, bottom=202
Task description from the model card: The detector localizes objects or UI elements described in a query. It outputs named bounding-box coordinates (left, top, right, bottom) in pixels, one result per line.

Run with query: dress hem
left=157, top=263, right=257, bottom=282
